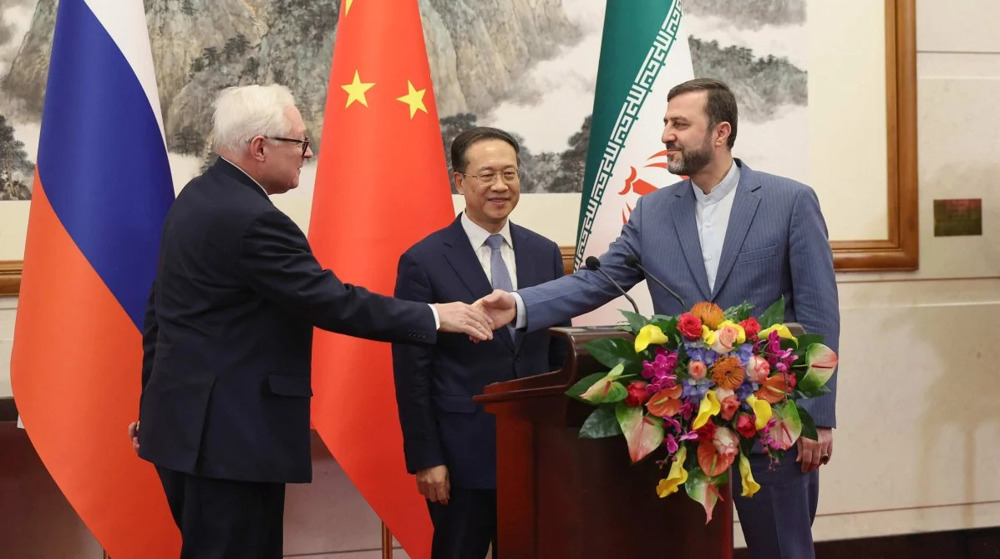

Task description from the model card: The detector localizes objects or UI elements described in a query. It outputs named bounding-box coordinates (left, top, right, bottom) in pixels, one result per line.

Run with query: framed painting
left=0, top=0, right=917, bottom=297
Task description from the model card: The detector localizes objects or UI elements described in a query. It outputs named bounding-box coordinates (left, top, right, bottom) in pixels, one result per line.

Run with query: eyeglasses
left=267, top=136, right=310, bottom=156
left=460, top=168, right=520, bottom=186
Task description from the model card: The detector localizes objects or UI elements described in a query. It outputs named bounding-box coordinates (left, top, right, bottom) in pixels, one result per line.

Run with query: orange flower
left=754, top=374, right=790, bottom=404
left=710, top=356, right=745, bottom=390
left=690, top=301, right=725, bottom=329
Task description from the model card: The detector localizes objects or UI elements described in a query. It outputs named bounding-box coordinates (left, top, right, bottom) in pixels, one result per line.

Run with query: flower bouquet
left=565, top=298, right=837, bottom=521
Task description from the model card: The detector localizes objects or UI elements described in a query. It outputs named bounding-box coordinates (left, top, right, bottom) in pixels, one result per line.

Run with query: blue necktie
left=485, top=234, right=515, bottom=338
left=485, top=234, right=513, bottom=292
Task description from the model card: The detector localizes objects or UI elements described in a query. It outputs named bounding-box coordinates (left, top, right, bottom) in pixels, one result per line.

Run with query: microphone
left=585, top=256, right=640, bottom=315
left=624, top=254, right=687, bottom=309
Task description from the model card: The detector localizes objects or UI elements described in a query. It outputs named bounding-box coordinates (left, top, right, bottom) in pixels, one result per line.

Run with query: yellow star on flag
left=396, top=81, right=427, bottom=119
left=342, top=71, right=374, bottom=108
left=344, top=0, right=354, bottom=16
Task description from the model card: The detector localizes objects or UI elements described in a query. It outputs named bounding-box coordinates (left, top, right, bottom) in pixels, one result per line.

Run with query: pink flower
left=745, top=355, right=770, bottom=383
left=719, top=395, right=740, bottom=421
left=712, top=426, right=739, bottom=461
left=710, top=323, right=742, bottom=354
left=688, top=360, right=707, bottom=380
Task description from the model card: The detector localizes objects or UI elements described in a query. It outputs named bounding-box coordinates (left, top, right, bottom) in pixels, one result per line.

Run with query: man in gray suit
left=480, top=78, right=839, bottom=559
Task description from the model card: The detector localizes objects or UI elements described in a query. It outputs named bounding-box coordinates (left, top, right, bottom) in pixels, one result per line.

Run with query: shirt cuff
left=428, top=304, right=440, bottom=330
left=513, top=292, right=527, bottom=329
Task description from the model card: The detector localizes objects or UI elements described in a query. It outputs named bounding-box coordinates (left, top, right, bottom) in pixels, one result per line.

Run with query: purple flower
left=664, top=434, right=679, bottom=454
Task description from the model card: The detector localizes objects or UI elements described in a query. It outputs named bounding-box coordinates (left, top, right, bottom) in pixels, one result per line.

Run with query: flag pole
left=381, top=522, right=394, bottom=559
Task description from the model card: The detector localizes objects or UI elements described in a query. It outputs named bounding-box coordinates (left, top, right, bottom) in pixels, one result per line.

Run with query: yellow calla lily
left=692, top=390, right=721, bottom=430
left=701, top=324, right=715, bottom=346
left=656, top=447, right=688, bottom=497
left=635, top=324, right=668, bottom=352
left=757, top=323, right=798, bottom=345
left=746, top=394, right=772, bottom=430
left=738, top=453, right=760, bottom=497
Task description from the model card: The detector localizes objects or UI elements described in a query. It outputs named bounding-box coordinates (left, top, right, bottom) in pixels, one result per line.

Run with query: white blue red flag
left=10, top=0, right=179, bottom=556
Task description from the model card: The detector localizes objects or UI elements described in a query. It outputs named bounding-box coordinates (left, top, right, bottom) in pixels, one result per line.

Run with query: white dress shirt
left=693, top=160, right=740, bottom=292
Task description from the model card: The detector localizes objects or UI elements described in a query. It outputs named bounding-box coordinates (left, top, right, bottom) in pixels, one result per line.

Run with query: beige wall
left=3, top=0, right=1000, bottom=551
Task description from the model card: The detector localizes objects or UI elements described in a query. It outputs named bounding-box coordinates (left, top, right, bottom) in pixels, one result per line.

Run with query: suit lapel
left=712, top=163, right=761, bottom=300
left=442, top=217, right=516, bottom=350
left=672, top=183, right=713, bottom=302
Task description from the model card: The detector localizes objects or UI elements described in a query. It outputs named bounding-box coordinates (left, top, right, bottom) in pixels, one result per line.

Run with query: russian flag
left=10, top=0, right=180, bottom=556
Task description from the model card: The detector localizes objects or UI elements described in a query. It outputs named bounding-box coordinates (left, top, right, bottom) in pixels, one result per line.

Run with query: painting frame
left=0, top=0, right=918, bottom=297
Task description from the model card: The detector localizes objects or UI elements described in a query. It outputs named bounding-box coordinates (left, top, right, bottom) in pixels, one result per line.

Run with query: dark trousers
left=732, top=445, right=821, bottom=559
left=156, top=466, right=285, bottom=559
left=426, top=487, right=497, bottom=559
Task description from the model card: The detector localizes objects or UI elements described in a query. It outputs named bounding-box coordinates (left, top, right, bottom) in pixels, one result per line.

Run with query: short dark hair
left=450, top=127, right=521, bottom=173
left=667, top=78, right=738, bottom=149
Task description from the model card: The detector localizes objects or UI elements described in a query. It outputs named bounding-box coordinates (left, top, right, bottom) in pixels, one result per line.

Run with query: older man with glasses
left=130, top=84, right=495, bottom=558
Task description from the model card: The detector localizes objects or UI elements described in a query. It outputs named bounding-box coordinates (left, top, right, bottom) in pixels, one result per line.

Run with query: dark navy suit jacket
left=392, top=216, right=566, bottom=489
left=138, top=159, right=437, bottom=484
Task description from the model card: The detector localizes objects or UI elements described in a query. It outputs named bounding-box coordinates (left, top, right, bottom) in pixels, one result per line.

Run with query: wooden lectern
left=475, top=327, right=733, bottom=559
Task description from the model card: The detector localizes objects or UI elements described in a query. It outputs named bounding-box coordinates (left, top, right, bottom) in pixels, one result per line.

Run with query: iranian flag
left=573, top=0, right=694, bottom=325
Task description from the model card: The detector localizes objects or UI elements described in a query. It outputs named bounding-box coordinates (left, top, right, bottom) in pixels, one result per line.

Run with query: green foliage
left=620, top=309, right=650, bottom=334
left=584, top=337, right=637, bottom=370
left=723, top=302, right=754, bottom=323
left=566, top=372, right=615, bottom=401
left=579, top=407, right=622, bottom=438
left=758, top=297, right=785, bottom=328
left=797, top=404, right=818, bottom=441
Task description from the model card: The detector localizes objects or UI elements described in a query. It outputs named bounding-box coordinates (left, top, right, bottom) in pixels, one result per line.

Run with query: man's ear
left=715, top=122, right=732, bottom=148
left=453, top=172, right=466, bottom=194
left=248, top=136, right=267, bottom=161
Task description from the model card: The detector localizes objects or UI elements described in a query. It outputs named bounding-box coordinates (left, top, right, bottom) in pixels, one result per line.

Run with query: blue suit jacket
left=138, top=159, right=437, bottom=484
left=392, top=216, right=567, bottom=489
left=520, top=160, right=840, bottom=427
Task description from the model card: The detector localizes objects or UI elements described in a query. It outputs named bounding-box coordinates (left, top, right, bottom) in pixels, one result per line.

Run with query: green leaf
left=584, top=337, right=637, bottom=369
left=758, top=297, right=786, bottom=328
left=615, top=402, right=664, bottom=463
left=772, top=401, right=803, bottom=449
left=579, top=406, right=622, bottom=438
left=798, top=405, right=818, bottom=441
left=566, top=364, right=628, bottom=404
left=791, top=334, right=825, bottom=354
left=799, top=343, right=838, bottom=393
left=620, top=310, right=650, bottom=334
left=723, top=302, right=754, bottom=323
left=566, top=372, right=615, bottom=400
left=684, top=468, right=722, bottom=523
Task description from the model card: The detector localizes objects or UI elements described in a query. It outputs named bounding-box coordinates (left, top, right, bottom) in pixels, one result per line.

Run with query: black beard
left=667, top=145, right=712, bottom=176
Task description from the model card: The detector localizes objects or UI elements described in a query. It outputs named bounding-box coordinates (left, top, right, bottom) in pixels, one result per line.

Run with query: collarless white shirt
left=692, top=160, right=740, bottom=292
left=461, top=212, right=518, bottom=290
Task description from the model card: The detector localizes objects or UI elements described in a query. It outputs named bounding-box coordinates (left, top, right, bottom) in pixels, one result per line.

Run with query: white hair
left=212, top=84, right=297, bottom=153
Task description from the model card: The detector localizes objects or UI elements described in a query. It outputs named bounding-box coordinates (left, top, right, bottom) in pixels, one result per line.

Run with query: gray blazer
left=519, top=159, right=840, bottom=427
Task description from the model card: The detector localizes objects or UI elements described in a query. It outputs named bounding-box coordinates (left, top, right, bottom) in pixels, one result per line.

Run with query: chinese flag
left=308, top=0, right=452, bottom=557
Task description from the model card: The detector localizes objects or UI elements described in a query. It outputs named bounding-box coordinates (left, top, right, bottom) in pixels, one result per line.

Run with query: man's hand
left=433, top=302, right=494, bottom=341
left=128, top=421, right=140, bottom=453
left=476, top=289, right=517, bottom=329
left=796, top=427, right=833, bottom=473
left=416, top=464, right=450, bottom=505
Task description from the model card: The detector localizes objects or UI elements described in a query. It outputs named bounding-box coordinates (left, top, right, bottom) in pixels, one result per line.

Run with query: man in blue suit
left=392, top=127, right=567, bottom=559
left=132, top=85, right=494, bottom=559
left=481, top=79, right=840, bottom=559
